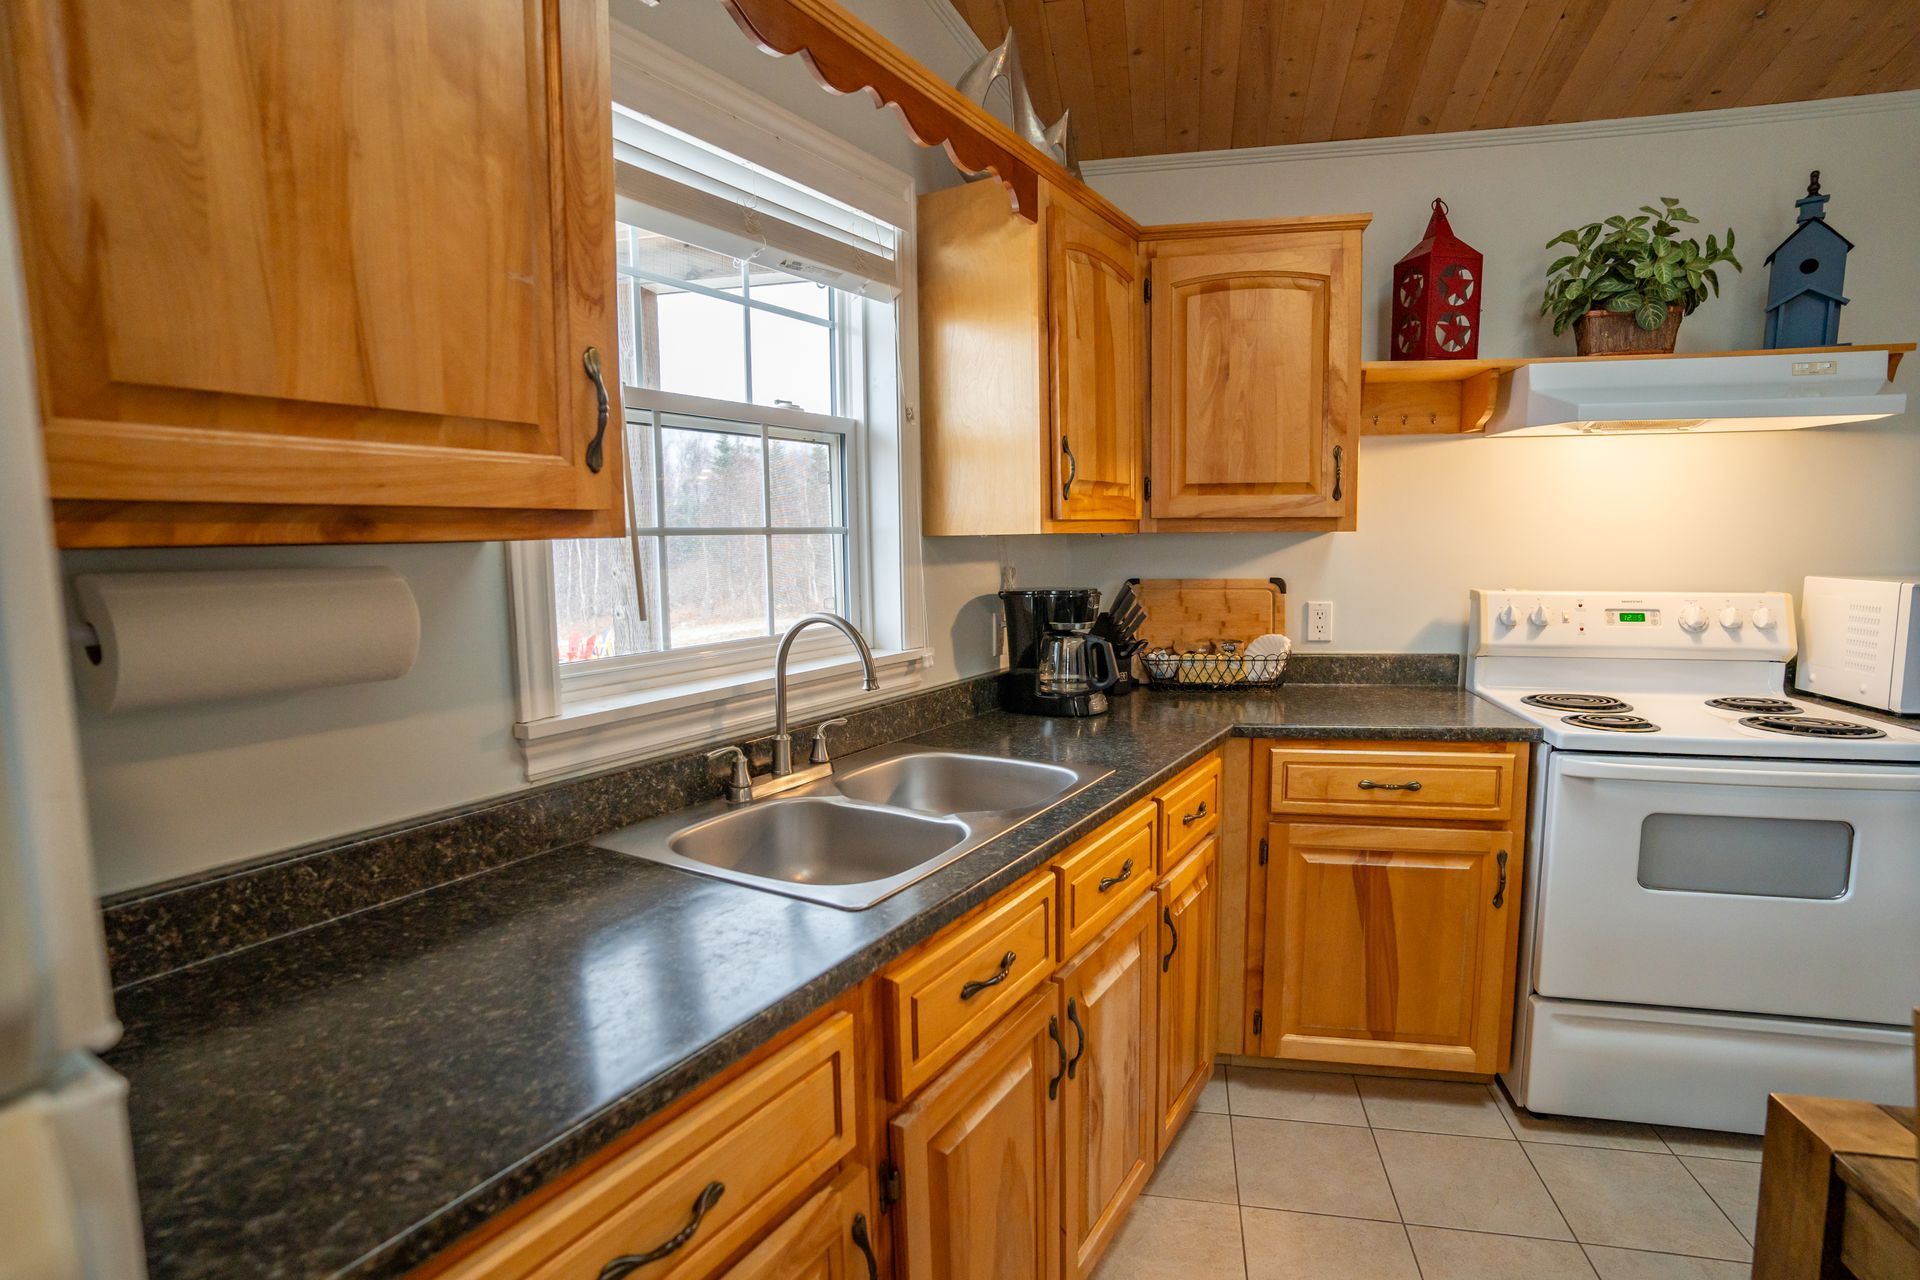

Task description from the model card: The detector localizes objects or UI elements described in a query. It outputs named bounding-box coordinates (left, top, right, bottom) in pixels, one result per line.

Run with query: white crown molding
left=1084, top=91, right=1920, bottom=177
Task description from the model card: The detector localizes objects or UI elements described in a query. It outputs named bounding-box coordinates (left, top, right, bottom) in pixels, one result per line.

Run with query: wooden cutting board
left=1127, top=578, right=1287, bottom=652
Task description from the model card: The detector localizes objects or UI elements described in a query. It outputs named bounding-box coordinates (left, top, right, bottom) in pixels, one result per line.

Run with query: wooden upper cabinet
left=1046, top=194, right=1142, bottom=524
left=1143, top=218, right=1366, bottom=531
left=0, top=0, right=624, bottom=546
left=918, top=178, right=1140, bottom=536
left=1260, top=820, right=1521, bottom=1075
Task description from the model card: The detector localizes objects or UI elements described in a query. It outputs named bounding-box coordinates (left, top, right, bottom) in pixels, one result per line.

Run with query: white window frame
left=508, top=24, right=930, bottom=782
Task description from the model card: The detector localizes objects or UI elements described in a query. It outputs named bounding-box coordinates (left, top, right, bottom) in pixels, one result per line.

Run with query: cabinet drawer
left=882, top=874, right=1058, bottom=1100
left=1056, top=800, right=1157, bottom=957
left=1268, top=745, right=1520, bottom=822
left=1157, top=754, right=1221, bottom=871
left=432, top=1013, right=857, bottom=1280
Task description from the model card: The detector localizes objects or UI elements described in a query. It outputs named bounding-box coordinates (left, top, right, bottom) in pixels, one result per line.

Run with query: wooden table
left=1754, top=1094, right=1918, bottom=1279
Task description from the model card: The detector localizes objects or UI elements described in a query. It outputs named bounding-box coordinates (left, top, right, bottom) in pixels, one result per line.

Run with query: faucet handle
left=706, top=745, right=754, bottom=802
left=809, top=718, right=850, bottom=766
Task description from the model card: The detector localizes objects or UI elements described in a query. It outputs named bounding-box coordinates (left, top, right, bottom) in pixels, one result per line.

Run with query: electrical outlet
left=1305, top=600, right=1334, bottom=643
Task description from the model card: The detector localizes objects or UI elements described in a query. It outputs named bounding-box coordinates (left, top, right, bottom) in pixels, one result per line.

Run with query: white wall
left=69, top=0, right=1007, bottom=894
left=1008, top=95, right=1920, bottom=653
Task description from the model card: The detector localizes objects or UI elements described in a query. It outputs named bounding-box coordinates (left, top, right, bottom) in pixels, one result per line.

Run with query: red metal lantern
left=1390, top=198, right=1483, bottom=360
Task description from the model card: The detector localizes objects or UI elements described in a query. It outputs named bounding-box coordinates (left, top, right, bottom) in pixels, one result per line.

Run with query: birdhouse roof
left=1765, top=281, right=1850, bottom=310
left=1764, top=216, right=1854, bottom=266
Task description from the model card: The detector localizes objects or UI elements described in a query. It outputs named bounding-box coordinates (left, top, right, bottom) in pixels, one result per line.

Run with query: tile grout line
left=1512, top=1125, right=1587, bottom=1254
left=1672, top=1149, right=1759, bottom=1248
left=1360, top=1112, right=1427, bottom=1279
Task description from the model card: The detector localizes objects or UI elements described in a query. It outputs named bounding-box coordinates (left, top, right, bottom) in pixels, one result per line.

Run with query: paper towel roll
left=71, top=568, right=421, bottom=712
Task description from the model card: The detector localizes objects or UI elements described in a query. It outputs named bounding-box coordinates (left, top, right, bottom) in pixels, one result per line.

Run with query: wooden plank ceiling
left=950, top=0, right=1920, bottom=160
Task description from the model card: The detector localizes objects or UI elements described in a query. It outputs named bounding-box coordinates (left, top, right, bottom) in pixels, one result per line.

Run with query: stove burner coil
left=1739, top=715, right=1887, bottom=739
left=1706, top=697, right=1802, bottom=714
left=1562, top=713, right=1660, bottom=733
left=1523, top=693, right=1633, bottom=713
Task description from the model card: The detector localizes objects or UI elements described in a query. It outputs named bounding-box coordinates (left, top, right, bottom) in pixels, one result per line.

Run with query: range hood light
left=1486, top=350, right=1905, bottom=437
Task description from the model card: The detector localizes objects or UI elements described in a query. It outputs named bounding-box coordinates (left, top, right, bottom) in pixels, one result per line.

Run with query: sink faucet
left=773, top=612, right=878, bottom=777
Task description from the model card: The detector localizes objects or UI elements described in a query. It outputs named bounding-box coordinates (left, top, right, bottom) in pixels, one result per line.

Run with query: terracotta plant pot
left=1574, top=308, right=1682, bottom=355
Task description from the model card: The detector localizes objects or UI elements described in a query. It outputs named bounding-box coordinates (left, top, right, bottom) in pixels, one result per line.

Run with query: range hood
left=1485, top=349, right=1906, bottom=436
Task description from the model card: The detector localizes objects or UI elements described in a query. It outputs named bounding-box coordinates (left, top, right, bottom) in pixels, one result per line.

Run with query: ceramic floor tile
left=1090, top=1195, right=1247, bottom=1280
left=1656, top=1126, right=1764, bottom=1163
left=1145, top=1111, right=1238, bottom=1205
left=1407, top=1225, right=1598, bottom=1279
left=1492, top=1085, right=1668, bottom=1151
left=1374, top=1129, right=1572, bottom=1240
left=1231, top=1117, right=1400, bottom=1221
left=1240, top=1208, right=1420, bottom=1280
left=1583, top=1245, right=1754, bottom=1280
left=1228, top=1066, right=1367, bottom=1125
left=1680, top=1156, right=1761, bottom=1242
left=1194, top=1066, right=1228, bottom=1114
left=1523, top=1143, right=1753, bottom=1261
left=1357, top=1076, right=1512, bottom=1138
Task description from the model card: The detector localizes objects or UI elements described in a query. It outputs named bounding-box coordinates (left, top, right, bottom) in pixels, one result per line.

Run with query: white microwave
left=1795, top=576, right=1920, bottom=714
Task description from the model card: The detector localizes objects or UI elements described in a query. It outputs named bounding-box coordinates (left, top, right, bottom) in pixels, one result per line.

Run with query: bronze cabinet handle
left=1181, top=801, right=1209, bottom=826
left=1047, top=1014, right=1067, bottom=1100
left=1060, top=435, right=1077, bottom=502
left=1065, top=997, right=1087, bottom=1079
left=959, top=950, right=1016, bottom=1001
left=1493, top=850, right=1509, bottom=908
left=1097, top=858, right=1134, bottom=893
left=851, top=1213, right=879, bottom=1280
left=583, top=347, right=610, bottom=475
left=1357, top=779, right=1422, bottom=792
left=1162, top=905, right=1178, bottom=973
left=597, top=1181, right=724, bottom=1279
left=1331, top=443, right=1344, bottom=502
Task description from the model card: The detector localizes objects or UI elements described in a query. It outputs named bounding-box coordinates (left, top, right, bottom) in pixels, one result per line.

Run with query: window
left=509, top=26, right=927, bottom=780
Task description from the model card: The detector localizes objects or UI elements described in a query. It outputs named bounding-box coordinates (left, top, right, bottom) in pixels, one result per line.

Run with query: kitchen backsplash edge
left=99, top=652, right=1459, bottom=987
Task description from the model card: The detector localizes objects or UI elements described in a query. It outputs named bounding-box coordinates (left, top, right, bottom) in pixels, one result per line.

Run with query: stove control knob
left=1718, top=606, right=1744, bottom=631
left=1527, top=604, right=1552, bottom=628
left=1495, top=603, right=1517, bottom=627
left=1752, top=606, right=1776, bottom=630
left=1678, top=604, right=1710, bottom=634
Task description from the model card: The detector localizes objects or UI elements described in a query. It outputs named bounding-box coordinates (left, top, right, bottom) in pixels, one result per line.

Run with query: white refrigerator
left=0, top=120, right=149, bottom=1279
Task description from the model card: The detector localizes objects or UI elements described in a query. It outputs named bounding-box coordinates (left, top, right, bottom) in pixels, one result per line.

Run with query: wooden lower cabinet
left=1154, top=837, right=1218, bottom=1156
left=1056, top=893, right=1159, bottom=1280
left=1260, top=820, right=1521, bottom=1074
left=719, top=1165, right=877, bottom=1280
left=891, top=987, right=1063, bottom=1280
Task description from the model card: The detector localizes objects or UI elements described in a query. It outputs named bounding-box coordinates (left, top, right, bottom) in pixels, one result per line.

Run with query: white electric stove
left=1468, top=589, right=1920, bottom=1133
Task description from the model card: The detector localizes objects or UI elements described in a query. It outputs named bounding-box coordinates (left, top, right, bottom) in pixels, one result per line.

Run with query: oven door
left=1533, top=753, right=1920, bottom=1025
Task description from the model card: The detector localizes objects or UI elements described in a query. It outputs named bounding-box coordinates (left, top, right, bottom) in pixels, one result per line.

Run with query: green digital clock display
left=1617, top=611, right=1648, bottom=623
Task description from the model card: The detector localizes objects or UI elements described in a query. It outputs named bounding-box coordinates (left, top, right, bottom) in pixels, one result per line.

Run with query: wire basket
left=1140, top=650, right=1289, bottom=690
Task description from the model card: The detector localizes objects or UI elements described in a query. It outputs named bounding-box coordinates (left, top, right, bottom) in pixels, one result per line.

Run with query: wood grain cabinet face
left=1155, top=838, right=1217, bottom=1157
left=1, top=0, right=623, bottom=545
left=891, top=987, right=1062, bottom=1280
left=1056, top=893, right=1158, bottom=1280
left=1046, top=195, right=1142, bottom=524
left=1147, top=230, right=1359, bottom=525
left=1260, top=822, right=1520, bottom=1074
left=716, top=1165, right=875, bottom=1280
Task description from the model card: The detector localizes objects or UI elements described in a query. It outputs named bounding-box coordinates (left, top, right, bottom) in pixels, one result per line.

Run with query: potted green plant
left=1540, top=197, right=1742, bottom=355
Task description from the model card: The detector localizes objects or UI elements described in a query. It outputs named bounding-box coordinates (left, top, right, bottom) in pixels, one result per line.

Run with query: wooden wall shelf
left=1361, top=344, right=1913, bottom=436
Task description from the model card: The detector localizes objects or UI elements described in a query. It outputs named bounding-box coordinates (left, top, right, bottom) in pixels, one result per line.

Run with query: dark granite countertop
left=107, top=687, right=1536, bottom=1280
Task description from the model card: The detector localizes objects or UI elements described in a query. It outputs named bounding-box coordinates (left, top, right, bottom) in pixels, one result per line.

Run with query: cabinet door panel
left=1047, top=197, right=1141, bottom=524
left=892, top=987, right=1060, bottom=1280
left=1155, top=838, right=1217, bottom=1156
left=718, top=1165, right=873, bottom=1280
left=1149, top=235, right=1355, bottom=522
left=1262, top=822, right=1518, bottom=1073
left=1057, top=893, right=1157, bottom=1280
left=2, top=0, right=620, bottom=534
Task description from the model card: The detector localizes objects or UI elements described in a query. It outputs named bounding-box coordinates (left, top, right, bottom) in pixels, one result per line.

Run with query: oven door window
left=1638, top=813, right=1853, bottom=899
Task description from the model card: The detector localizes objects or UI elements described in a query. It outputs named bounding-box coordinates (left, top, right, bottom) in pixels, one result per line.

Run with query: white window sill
left=514, top=646, right=935, bottom=781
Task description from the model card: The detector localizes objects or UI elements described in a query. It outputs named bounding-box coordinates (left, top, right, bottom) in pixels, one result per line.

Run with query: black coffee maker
left=1000, top=589, right=1119, bottom=716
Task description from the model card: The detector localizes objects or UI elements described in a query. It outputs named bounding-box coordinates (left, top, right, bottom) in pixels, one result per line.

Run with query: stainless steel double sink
left=591, top=743, right=1111, bottom=910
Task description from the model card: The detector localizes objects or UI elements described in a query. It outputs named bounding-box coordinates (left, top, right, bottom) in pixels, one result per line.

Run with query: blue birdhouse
left=1763, top=171, right=1852, bottom=348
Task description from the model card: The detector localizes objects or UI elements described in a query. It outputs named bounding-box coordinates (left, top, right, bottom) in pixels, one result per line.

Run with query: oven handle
left=1554, top=757, right=1920, bottom=791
